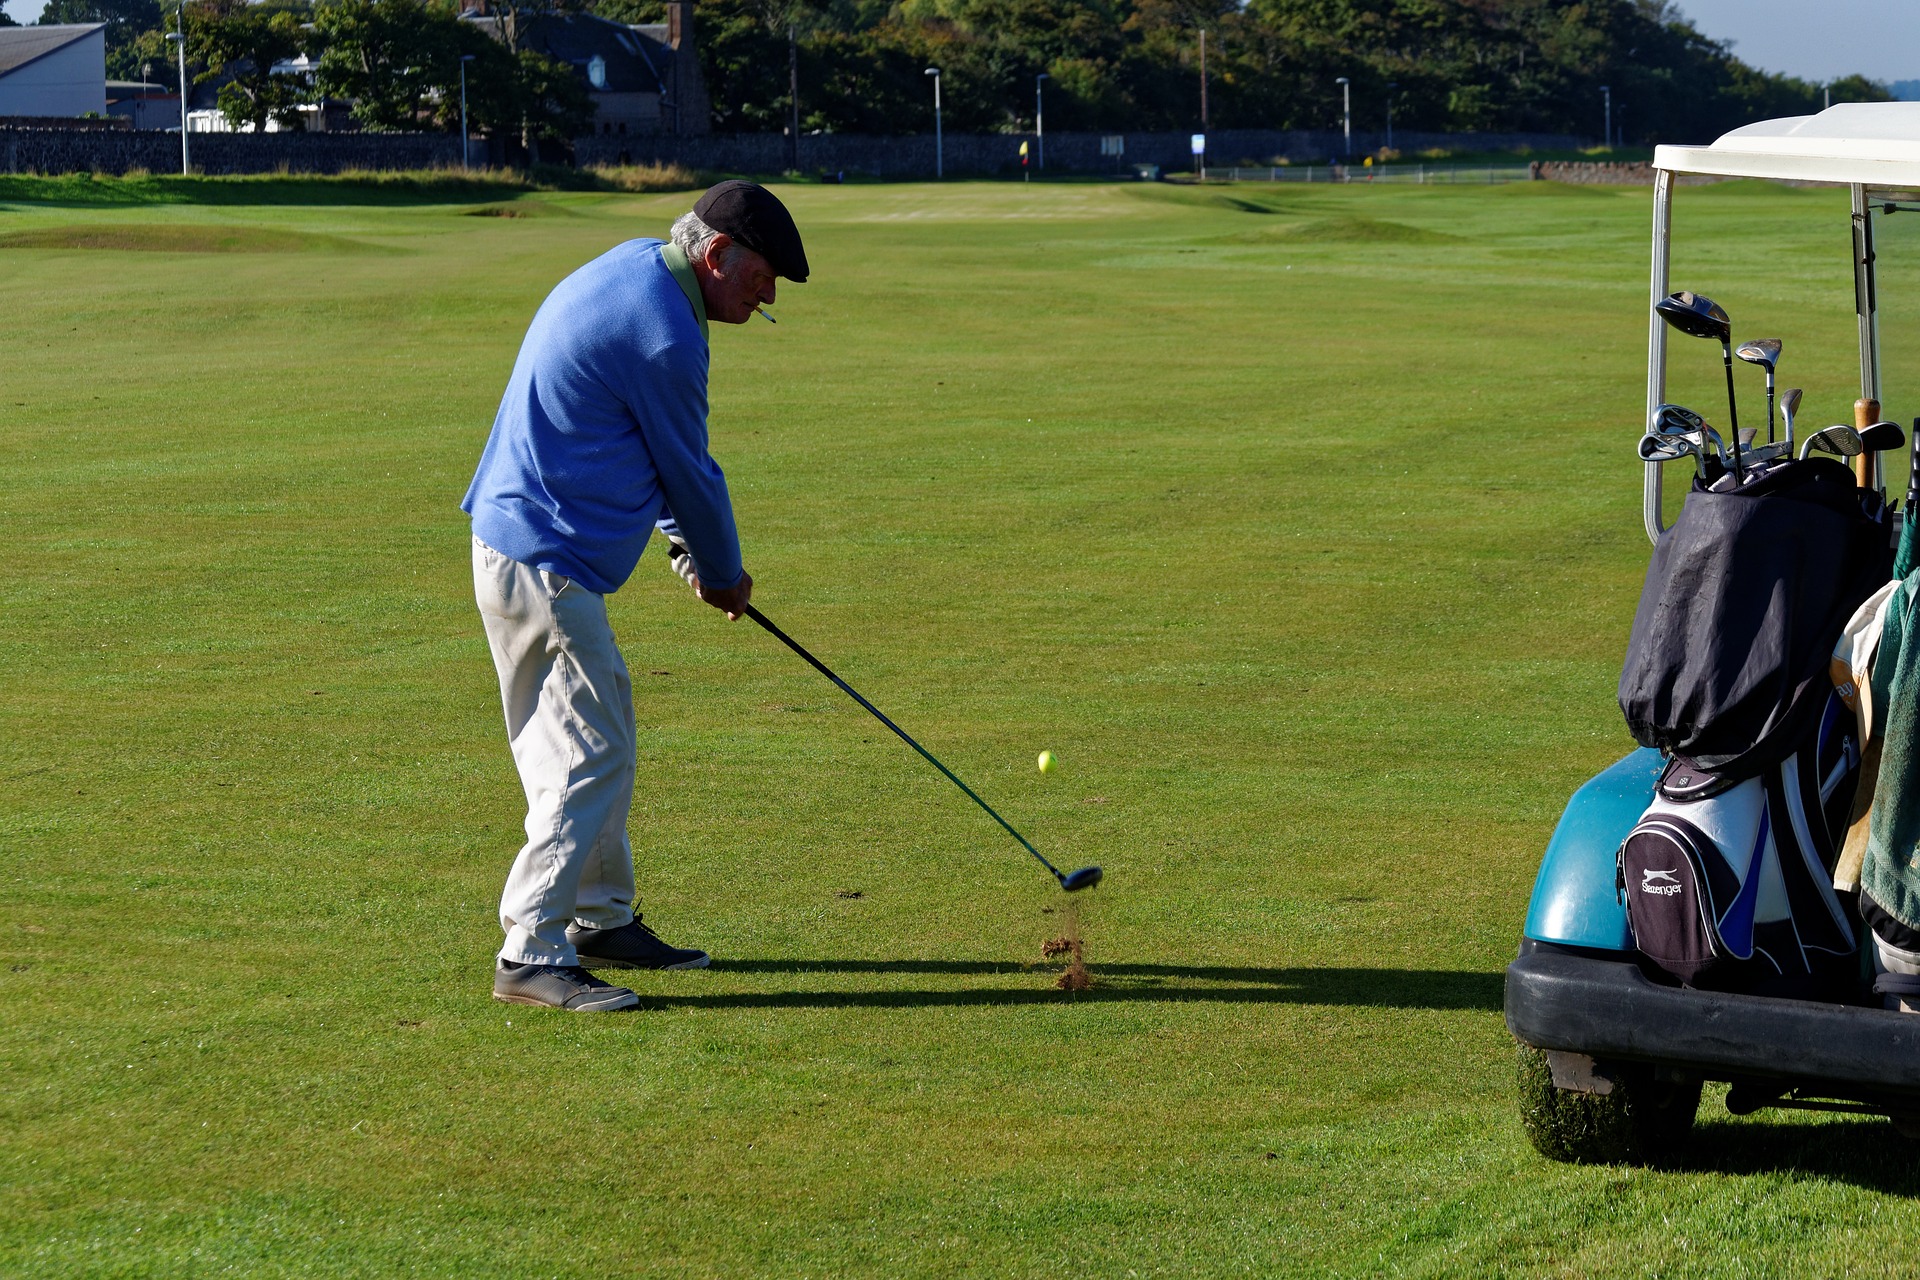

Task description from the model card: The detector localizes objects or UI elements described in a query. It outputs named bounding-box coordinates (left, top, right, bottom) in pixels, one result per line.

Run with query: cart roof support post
left=1644, top=168, right=1674, bottom=543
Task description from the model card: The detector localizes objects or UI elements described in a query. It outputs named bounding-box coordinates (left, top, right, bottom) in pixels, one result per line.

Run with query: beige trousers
left=472, top=537, right=637, bottom=966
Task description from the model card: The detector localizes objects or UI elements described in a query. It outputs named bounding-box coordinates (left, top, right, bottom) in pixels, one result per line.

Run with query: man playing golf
left=462, top=181, right=808, bottom=1011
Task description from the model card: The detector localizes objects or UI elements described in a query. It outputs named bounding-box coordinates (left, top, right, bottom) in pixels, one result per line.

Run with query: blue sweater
left=462, top=238, right=743, bottom=595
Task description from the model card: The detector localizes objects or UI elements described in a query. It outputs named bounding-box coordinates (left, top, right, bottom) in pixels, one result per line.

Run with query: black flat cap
left=692, top=180, right=809, bottom=283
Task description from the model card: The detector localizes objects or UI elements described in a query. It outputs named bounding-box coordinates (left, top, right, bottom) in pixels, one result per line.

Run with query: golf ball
left=1037, top=751, right=1055, bottom=774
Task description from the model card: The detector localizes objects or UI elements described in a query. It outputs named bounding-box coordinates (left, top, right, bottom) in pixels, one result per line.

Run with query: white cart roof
left=1656, top=103, right=1920, bottom=187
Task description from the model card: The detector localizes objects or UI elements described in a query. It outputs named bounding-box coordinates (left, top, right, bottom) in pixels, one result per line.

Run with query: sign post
left=1191, top=132, right=1205, bottom=177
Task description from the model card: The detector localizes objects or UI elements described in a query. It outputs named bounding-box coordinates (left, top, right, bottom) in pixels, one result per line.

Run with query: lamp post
left=924, top=67, right=942, bottom=179
left=166, top=16, right=188, bottom=175
left=1035, top=71, right=1047, bottom=173
left=1601, top=84, right=1612, bottom=149
left=459, top=54, right=474, bottom=168
left=1386, top=80, right=1397, bottom=152
left=788, top=23, right=800, bottom=172
left=1335, top=75, right=1350, bottom=161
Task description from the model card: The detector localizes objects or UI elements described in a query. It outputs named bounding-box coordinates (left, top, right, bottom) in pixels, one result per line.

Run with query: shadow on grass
left=662, top=961, right=1503, bottom=1012
left=1673, top=1119, right=1920, bottom=1195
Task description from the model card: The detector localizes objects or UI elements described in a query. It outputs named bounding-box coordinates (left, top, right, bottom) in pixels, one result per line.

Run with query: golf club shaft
left=743, top=604, right=1068, bottom=883
left=1721, top=347, right=1744, bottom=481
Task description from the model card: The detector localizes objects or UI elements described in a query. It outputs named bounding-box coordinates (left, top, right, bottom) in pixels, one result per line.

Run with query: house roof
left=466, top=13, right=670, bottom=95
left=1657, top=103, right=1920, bottom=187
left=0, top=24, right=105, bottom=79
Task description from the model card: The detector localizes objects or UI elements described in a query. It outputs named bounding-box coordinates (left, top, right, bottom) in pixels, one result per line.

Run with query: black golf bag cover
left=1618, top=701, right=1860, bottom=994
left=1619, top=458, right=1891, bottom=779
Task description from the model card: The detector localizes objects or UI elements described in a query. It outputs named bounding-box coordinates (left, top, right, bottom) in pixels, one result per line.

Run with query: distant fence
left=1202, top=163, right=1535, bottom=185
left=0, top=121, right=1590, bottom=179
left=581, top=128, right=1592, bottom=178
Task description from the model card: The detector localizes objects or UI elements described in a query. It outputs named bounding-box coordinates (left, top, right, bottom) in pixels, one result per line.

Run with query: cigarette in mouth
left=755, top=307, right=777, bottom=324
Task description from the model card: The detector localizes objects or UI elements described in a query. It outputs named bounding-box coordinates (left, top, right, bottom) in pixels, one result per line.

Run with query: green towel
left=1864, top=571, right=1920, bottom=932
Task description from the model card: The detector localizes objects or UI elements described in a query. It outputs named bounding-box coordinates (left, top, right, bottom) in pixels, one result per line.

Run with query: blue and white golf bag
left=1617, top=693, right=1860, bottom=996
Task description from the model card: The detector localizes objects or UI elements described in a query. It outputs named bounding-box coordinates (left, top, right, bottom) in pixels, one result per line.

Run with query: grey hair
left=670, top=210, right=749, bottom=266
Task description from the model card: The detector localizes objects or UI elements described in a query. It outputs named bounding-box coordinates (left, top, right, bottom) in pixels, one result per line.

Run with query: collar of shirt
left=660, top=241, right=708, bottom=343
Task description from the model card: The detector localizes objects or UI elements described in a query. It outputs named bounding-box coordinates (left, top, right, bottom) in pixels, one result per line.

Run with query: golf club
left=1736, top=338, right=1782, bottom=442
left=1780, top=386, right=1803, bottom=454
left=1800, top=424, right=1865, bottom=460
left=1655, top=291, right=1743, bottom=481
left=1640, top=430, right=1705, bottom=478
left=1861, top=420, right=1907, bottom=453
left=1652, top=404, right=1727, bottom=477
left=743, top=604, right=1102, bottom=894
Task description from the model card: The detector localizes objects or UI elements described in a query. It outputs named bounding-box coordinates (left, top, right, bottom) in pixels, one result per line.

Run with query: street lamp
left=459, top=54, right=474, bottom=169
left=1601, top=84, right=1612, bottom=149
left=1335, top=76, right=1351, bottom=161
left=924, top=67, right=942, bottom=179
left=1386, top=81, right=1397, bottom=152
left=1035, top=71, right=1048, bottom=173
left=166, top=15, right=188, bottom=175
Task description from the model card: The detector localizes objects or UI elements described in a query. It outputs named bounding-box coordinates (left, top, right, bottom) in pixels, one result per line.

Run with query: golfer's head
left=671, top=181, right=808, bottom=325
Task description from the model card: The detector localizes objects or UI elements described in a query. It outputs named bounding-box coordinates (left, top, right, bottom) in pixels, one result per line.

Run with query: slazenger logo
left=1641, top=868, right=1684, bottom=896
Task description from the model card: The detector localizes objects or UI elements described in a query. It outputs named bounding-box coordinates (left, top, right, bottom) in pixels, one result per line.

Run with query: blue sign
left=1190, top=133, right=1206, bottom=156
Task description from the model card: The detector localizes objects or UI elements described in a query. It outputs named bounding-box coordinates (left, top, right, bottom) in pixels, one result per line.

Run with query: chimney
left=664, top=0, right=710, bottom=136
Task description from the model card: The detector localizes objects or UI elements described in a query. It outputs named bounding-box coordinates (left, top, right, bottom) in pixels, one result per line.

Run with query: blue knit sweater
left=462, top=238, right=743, bottom=595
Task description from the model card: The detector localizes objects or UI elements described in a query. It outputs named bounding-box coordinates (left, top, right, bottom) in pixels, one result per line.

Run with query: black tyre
left=1517, top=1043, right=1702, bottom=1164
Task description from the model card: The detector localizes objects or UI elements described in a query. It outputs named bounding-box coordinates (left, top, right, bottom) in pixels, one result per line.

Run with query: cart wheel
left=1517, top=1044, right=1702, bottom=1164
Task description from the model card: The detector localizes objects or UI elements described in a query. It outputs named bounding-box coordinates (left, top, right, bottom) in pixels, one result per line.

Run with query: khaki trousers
left=472, top=537, right=637, bottom=966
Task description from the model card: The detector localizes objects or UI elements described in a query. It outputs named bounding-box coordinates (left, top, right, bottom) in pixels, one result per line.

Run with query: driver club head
left=1735, top=338, right=1782, bottom=372
left=1058, top=866, right=1103, bottom=893
left=1861, top=420, right=1907, bottom=452
left=1801, top=425, right=1865, bottom=460
left=1656, top=291, right=1733, bottom=343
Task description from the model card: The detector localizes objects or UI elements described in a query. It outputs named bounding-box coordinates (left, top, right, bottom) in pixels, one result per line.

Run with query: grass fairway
left=4, top=170, right=1918, bottom=1277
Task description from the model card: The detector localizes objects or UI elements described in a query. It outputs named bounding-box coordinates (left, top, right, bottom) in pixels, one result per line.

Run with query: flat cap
left=692, top=180, right=809, bottom=283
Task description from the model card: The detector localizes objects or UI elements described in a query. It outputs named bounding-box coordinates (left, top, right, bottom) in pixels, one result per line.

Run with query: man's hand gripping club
left=668, top=537, right=753, bottom=620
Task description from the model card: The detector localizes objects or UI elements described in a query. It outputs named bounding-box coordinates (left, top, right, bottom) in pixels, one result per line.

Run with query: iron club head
left=1654, top=403, right=1706, bottom=433
left=1861, top=420, right=1907, bottom=452
left=1735, top=338, right=1782, bottom=373
left=1058, top=866, right=1103, bottom=892
left=1640, top=431, right=1705, bottom=478
left=1801, top=425, right=1865, bottom=460
left=1780, top=387, right=1803, bottom=449
left=1655, top=290, right=1732, bottom=343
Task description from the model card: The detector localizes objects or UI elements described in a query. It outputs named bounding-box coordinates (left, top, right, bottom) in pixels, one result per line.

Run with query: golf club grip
left=1857, top=398, right=1880, bottom=490
left=743, top=604, right=1060, bottom=874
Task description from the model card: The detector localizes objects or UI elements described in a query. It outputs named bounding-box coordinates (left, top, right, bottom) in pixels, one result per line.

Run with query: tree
left=39, top=0, right=162, bottom=49
left=312, top=0, right=467, bottom=130
left=190, top=0, right=309, bottom=130
left=0, top=0, right=17, bottom=24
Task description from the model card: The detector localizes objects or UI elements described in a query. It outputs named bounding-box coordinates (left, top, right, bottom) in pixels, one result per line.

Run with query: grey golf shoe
left=493, top=961, right=641, bottom=1011
left=566, top=915, right=711, bottom=970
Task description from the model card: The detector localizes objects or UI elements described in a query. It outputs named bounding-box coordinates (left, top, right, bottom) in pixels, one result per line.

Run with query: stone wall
left=1529, top=160, right=1729, bottom=186
left=0, top=126, right=461, bottom=176
left=579, top=127, right=1593, bottom=177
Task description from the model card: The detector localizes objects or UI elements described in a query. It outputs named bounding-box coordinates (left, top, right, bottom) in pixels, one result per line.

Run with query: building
left=105, top=80, right=179, bottom=131
left=462, top=0, right=707, bottom=137
left=0, top=24, right=106, bottom=119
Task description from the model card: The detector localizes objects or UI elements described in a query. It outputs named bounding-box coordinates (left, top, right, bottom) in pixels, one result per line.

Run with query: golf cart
left=1508, top=104, right=1920, bottom=1163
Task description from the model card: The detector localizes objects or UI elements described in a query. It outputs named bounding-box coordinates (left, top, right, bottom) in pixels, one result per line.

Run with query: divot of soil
left=1043, top=899, right=1095, bottom=990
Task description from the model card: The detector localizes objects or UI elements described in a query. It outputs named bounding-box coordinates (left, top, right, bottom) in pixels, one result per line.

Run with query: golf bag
left=1618, top=457, right=1891, bottom=780
left=1618, top=697, right=1860, bottom=995
left=1615, top=457, right=1891, bottom=996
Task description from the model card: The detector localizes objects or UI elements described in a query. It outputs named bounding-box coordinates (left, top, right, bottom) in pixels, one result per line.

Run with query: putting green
left=2, top=172, right=1912, bottom=1278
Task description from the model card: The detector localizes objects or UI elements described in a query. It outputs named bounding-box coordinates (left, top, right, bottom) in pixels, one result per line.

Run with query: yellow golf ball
left=1037, top=751, right=1055, bottom=774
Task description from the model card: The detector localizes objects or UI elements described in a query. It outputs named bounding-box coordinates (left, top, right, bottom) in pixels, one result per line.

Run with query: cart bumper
left=1506, top=942, right=1920, bottom=1095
